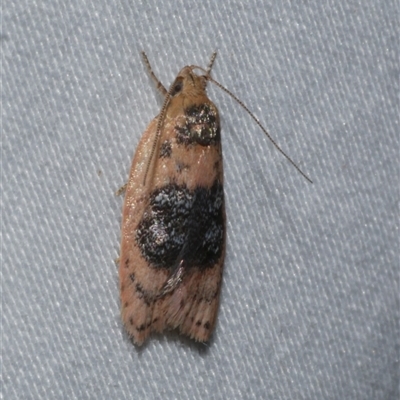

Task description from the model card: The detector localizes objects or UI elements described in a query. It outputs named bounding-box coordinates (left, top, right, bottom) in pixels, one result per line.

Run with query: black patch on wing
left=175, top=103, right=220, bottom=146
left=135, top=181, right=224, bottom=270
left=159, top=140, right=172, bottom=158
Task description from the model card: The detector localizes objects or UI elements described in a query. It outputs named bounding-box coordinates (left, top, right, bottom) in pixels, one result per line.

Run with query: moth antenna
left=206, top=52, right=217, bottom=77
left=141, top=52, right=175, bottom=185
left=141, top=51, right=168, bottom=96
left=201, top=72, right=313, bottom=184
left=142, top=89, right=172, bottom=185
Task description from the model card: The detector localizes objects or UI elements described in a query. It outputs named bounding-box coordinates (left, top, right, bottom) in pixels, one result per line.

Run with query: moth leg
left=115, top=183, right=127, bottom=196
left=141, top=51, right=168, bottom=96
left=157, top=260, right=186, bottom=298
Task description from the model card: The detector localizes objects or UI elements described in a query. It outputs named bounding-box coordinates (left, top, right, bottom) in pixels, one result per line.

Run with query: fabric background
left=2, top=1, right=398, bottom=399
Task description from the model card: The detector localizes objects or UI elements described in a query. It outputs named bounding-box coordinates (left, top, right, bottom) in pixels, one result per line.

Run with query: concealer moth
left=119, top=52, right=311, bottom=346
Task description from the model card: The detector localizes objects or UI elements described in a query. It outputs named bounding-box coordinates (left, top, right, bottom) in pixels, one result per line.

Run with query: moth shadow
left=128, top=329, right=215, bottom=355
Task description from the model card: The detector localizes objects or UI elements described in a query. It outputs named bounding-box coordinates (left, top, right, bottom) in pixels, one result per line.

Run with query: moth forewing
left=120, top=60, right=225, bottom=345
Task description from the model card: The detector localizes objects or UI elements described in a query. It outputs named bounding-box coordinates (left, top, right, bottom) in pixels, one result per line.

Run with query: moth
left=119, top=52, right=311, bottom=346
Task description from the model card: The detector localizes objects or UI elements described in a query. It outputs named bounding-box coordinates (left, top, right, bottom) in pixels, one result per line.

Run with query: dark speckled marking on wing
left=135, top=181, right=224, bottom=270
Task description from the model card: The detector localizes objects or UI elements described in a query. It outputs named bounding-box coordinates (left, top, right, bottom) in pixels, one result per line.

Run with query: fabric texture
left=2, top=1, right=398, bottom=399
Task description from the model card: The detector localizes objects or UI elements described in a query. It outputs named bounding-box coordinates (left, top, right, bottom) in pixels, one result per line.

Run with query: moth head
left=169, top=67, right=208, bottom=99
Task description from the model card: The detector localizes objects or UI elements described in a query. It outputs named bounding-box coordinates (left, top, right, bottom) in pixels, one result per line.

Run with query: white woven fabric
left=2, top=1, right=398, bottom=399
